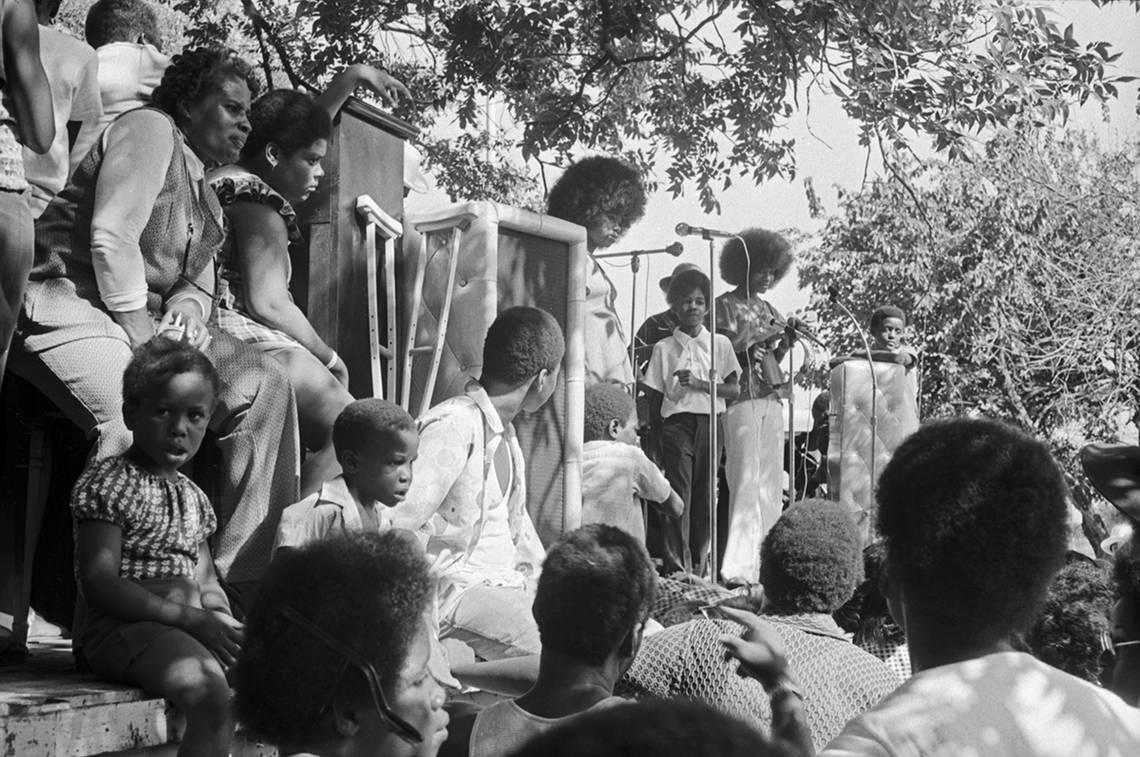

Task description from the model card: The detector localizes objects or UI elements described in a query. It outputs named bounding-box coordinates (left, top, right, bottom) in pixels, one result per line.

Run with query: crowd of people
left=2, top=1, right=1140, bottom=756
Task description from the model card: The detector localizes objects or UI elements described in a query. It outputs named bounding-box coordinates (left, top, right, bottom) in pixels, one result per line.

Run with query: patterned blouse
left=209, top=169, right=304, bottom=348
left=71, top=455, right=217, bottom=581
left=714, top=289, right=788, bottom=401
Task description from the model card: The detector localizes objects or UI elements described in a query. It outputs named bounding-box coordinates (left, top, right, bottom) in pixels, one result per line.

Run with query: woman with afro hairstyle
left=547, top=155, right=647, bottom=387
left=12, top=47, right=300, bottom=594
left=208, top=65, right=407, bottom=497
left=714, top=227, right=794, bottom=585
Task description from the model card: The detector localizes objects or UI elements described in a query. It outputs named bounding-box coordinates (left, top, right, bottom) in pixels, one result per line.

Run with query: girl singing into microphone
left=714, top=228, right=795, bottom=586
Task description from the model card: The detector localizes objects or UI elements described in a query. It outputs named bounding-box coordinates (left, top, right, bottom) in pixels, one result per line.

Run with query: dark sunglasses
left=281, top=606, right=423, bottom=745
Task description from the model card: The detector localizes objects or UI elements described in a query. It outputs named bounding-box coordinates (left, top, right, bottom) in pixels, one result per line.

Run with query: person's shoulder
left=39, top=24, right=95, bottom=58
left=209, top=169, right=295, bottom=219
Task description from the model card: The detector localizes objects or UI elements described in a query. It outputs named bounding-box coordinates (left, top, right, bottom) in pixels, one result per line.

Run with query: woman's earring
left=266, top=147, right=278, bottom=168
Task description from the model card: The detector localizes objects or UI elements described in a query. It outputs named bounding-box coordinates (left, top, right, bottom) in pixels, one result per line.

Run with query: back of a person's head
left=1026, top=556, right=1114, bottom=683
left=759, top=499, right=863, bottom=615
left=331, top=398, right=415, bottom=461
left=584, top=382, right=634, bottom=442
left=533, top=524, right=656, bottom=665
left=481, top=306, right=564, bottom=386
left=234, top=531, right=431, bottom=746
left=85, top=0, right=160, bottom=49
left=876, top=417, right=1069, bottom=638
left=508, top=699, right=780, bottom=757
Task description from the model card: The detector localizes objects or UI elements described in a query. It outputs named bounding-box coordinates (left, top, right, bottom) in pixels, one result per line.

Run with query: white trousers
left=720, top=396, right=784, bottom=582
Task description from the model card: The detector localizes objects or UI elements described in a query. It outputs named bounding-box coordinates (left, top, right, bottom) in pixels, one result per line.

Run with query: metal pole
left=787, top=335, right=796, bottom=503
left=707, top=234, right=718, bottom=581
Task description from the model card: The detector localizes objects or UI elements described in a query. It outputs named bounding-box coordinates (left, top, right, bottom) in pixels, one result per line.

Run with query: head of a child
left=870, top=306, right=906, bottom=351
left=1026, top=555, right=1115, bottom=684
left=121, top=337, right=219, bottom=479
left=533, top=524, right=656, bottom=675
left=235, top=531, right=448, bottom=757
left=718, top=228, right=794, bottom=297
left=333, top=399, right=418, bottom=507
left=85, top=0, right=162, bottom=49
left=758, top=498, right=863, bottom=616
left=546, top=156, right=647, bottom=252
left=876, top=418, right=1068, bottom=658
left=584, top=383, right=637, bottom=444
left=480, top=307, right=565, bottom=412
left=665, top=269, right=711, bottom=335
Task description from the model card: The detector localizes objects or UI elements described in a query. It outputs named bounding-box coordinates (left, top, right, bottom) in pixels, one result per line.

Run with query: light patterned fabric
left=860, top=637, right=912, bottom=681
left=714, top=289, right=787, bottom=402
left=821, top=651, right=1140, bottom=756
left=274, top=474, right=387, bottom=553
left=394, top=380, right=545, bottom=618
left=642, top=326, right=741, bottom=417
left=71, top=455, right=216, bottom=580
left=649, top=574, right=737, bottom=628
left=584, top=259, right=635, bottom=387
left=581, top=439, right=672, bottom=543
left=618, top=615, right=901, bottom=752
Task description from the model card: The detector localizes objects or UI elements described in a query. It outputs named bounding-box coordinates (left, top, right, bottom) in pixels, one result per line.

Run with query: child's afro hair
left=122, top=337, right=219, bottom=408
left=584, top=382, right=635, bottom=442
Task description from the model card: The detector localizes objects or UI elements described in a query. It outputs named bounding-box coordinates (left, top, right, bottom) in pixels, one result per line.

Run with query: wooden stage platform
left=0, top=640, right=275, bottom=757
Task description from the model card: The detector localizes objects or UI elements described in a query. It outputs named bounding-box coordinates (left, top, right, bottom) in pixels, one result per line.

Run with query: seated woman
left=209, top=67, right=407, bottom=495
left=13, top=47, right=299, bottom=592
left=234, top=530, right=450, bottom=757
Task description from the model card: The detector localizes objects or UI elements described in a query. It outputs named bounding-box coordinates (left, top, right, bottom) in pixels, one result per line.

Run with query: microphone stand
left=704, top=233, right=718, bottom=581
left=593, top=246, right=682, bottom=389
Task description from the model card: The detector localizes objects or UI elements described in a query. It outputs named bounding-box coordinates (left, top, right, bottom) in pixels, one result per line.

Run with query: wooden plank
left=0, top=698, right=173, bottom=757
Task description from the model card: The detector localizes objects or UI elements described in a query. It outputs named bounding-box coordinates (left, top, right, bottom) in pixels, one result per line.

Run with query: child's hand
left=187, top=607, right=244, bottom=667
left=674, top=369, right=707, bottom=392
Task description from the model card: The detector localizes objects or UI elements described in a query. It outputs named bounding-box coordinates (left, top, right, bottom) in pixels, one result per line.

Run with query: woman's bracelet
left=325, top=351, right=340, bottom=370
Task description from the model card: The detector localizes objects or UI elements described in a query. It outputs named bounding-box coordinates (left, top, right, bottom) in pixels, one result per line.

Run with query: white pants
left=720, top=397, right=784, bottom=582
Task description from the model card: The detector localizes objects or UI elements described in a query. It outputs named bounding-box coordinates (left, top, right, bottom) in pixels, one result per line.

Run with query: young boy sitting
left=392, top=306, right=563, bottom=661
left=643, top=268, right=740, bottom=577
left=274, top=398, right=417, bottom=553
left=869, top=305, right=917, bottom=369
left=581, top=382, right=683, bottom=544
left=72, top=338, right=238, bottom=757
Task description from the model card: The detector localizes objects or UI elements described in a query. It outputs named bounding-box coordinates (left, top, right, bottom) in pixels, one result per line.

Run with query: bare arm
left=315, top=63, right=410, bottom=117
left=226, top=201, right=339, bottom=363
left=656, top=488, right=684, bottom=519
left=77, top=521, right=243, bottom=666
left=193, top=541, right=231, bottom=615
left=77, top=524, right=245, bottom=665
left=449, top=654, right=540, bottom=696
left=2, top=0, right=53, bottom=153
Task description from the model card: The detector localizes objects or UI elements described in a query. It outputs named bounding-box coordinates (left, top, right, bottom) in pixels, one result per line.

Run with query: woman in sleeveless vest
left=11, top=48, right=299, bottom=589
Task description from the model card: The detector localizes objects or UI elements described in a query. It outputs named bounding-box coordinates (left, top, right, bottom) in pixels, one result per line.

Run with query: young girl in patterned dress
left=72, top=338, right=240, bottom=757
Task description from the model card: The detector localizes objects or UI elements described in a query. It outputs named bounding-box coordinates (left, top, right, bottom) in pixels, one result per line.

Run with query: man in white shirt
left=392, top=307, right=562, bottom=661
left=820, top=418, right=1140, bottom=756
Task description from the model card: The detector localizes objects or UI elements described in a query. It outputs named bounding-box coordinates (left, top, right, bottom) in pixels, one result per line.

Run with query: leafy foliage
left=157, top=0, right=1136, bottom=211
left=796, top=127, right=1140, bottom=551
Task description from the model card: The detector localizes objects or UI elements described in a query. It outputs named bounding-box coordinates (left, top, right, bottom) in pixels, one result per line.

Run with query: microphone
left=592, top=241, right=685, bottom=259
left=675, top=222, right=735, bottom=239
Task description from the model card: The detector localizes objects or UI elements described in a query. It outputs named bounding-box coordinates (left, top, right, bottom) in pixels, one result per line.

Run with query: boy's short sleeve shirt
left=274, top=474, right=387, bottom=553
left=581, top=440, right=672, bottom=540
left=71, top=455, right=216, bottom=581
left=643, top=326, right=742, bottom=417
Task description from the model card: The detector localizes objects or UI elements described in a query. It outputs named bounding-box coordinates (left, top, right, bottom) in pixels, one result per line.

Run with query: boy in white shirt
left=643, top=269, right=740, bottom=577
left=581, top=382, right=682, bottom=544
